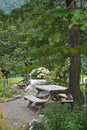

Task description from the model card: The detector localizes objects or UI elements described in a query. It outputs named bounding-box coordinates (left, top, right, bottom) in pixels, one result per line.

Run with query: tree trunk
left=69, top=54, right=84, bottom=104
left=66, top=0, right=84, bottom=105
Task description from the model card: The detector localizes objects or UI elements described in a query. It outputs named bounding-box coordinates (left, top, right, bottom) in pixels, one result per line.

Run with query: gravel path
left=1, top=96, right=39, bottom=127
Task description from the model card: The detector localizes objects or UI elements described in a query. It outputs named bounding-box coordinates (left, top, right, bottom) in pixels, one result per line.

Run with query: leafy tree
left=0, top=0, right=87, bottom=105
left=11, top=0, right=86, bottom=105
left=17, top=0, right=86, bottom=105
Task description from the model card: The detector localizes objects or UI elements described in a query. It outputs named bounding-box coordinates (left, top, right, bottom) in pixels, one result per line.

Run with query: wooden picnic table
left=23, top=84, right=74, bottom=110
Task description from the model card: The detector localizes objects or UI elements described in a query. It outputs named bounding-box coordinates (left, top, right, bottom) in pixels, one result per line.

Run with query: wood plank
left=23, top=95, right=47, bottom=103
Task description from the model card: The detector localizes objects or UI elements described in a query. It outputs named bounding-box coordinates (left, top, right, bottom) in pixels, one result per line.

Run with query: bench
left=23, top=95, right=50, bottom=106
left=50, top=88, right=74, bottom=110
left=59, top=98, right=74, bottom=110
left=58, top=94, right=74, bottom=110
left=58, top=94, right=71, bottom=99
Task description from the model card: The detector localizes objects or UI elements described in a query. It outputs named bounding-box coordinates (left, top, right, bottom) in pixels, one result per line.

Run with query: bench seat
left=60, top=98, right=74, bottom=110
left=23, top=95, right=48, bottom=106
left=58, top=94, right=68, bottom=99
left=60, top=99, right=73, bottom=103
left=58, top=93, right=73, bottom=100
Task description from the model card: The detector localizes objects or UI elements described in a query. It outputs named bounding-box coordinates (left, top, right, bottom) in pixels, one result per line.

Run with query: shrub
left=45, top=59, right=70, bottom=86
left=42, top=103, right=87, bottom=130
left=30, top=67, right=49, bottom=79
left=28, top=103, right=87, bottom=130
left=25, top=118, right=45, bottom=130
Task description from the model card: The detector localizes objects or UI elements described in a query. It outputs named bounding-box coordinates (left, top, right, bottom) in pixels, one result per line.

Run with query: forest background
left=0, top=0, right=87, bottom=105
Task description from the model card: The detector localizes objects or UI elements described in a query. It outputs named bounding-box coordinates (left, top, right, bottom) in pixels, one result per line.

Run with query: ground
left=0, top=90, right=39, bottom=128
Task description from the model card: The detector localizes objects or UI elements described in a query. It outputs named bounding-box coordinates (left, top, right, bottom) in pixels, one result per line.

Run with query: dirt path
left=1, top=97, right=39, bottom=127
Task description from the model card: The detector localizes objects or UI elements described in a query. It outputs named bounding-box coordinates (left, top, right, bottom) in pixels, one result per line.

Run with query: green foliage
left=29, top=121, right=45, bottom=130
left=26, top=103, right=87, bottom=130
left=0, top=113, right=4, bottom=119
left=81, top=56, right=87, bottom=76
left=8, top=76, right=23, bottom=83
left=1, top=83, right=18, bottom=98
left=42, top=103, right=87, bottom=130
left=0, top=77, right=23, bottom=98
left=30, top=67, right=49, bottom=79
left=0, top=0, right=87, bottom=76
left=16, top=64, right=26, bottom=74
left=45, top=58, right=70, bottom=86
left=0, top=78, right=3, bottom=95
left=0, top=0, right=87, bottom=105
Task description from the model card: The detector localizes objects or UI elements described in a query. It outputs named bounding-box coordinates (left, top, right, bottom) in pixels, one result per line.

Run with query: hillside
left=0, top=0, right=24, bottom=14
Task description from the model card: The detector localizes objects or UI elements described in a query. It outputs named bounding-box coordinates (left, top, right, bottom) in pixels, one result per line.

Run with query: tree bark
left=69, top=54, right=84, bottom=104
left=66, top=0, right=84, bottom=105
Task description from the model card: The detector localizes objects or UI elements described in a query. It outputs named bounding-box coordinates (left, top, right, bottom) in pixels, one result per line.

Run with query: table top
left=35, top=84, right=67, bottom=92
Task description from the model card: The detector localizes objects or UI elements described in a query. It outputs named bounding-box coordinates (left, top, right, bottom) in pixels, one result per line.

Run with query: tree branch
left=66, top=0, right=76, bottom=9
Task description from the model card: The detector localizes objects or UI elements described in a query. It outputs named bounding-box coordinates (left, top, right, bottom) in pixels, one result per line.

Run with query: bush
left=25, top=118, right=45, bottom=130
left=0, top=77, right=23, bottom=98
left=29, top=103, right=87, bottom=130
left=42, top=103, right=87, bottom=130
left=30, top=67, right=49, bottom=79
left=45, top=59, right=70, bottom=86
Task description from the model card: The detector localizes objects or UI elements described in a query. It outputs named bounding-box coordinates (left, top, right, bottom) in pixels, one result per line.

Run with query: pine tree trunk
left=66, top=0, right=84, bottom=105
left=69, top=54, right=84, bottom=105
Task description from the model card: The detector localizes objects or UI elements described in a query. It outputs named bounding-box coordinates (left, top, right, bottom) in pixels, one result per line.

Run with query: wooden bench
left=50, top=88, right=74, bottom=110
left=59, top=98, right=74, bottom=110
left=58, top=94, right=71, bottom=99
left=23, top=95, right=51, bottom=107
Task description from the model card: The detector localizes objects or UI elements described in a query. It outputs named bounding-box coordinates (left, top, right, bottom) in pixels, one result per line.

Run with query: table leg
left=27, top=101, right=32, bottom=107
left=34, top=90, right=42, bottom=97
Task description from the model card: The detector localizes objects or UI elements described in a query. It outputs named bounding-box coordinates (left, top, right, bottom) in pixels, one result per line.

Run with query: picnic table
left=23, top=84, right=73, bottom=109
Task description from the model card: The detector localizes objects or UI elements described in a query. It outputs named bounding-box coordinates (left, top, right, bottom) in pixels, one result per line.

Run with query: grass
left=0, top=76, right=23, bottom=98
left=0, top=76, right=23, bottom=87
left=8, top=76, right=23, bottom=84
